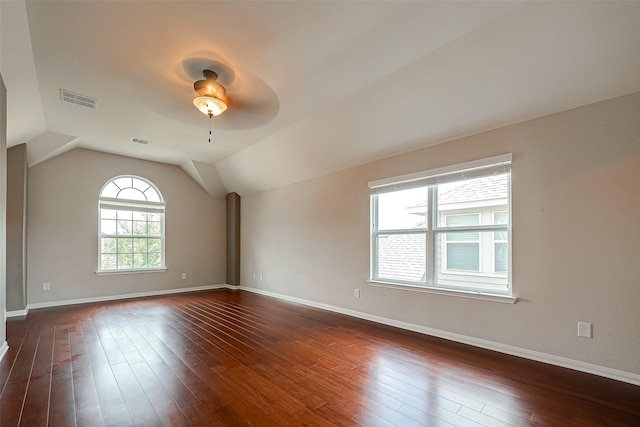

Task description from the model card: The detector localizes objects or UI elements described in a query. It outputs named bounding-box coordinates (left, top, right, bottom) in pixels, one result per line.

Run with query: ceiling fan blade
left=182, top=57, right=236, bottom=87
left=214, top=97, right=280, bottom=130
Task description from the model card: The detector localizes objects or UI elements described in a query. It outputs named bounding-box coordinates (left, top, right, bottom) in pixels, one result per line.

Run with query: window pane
left=494, top=211, right=508, bottom=225
left=446, top=231, right=479, bottom=241
left=493, top=211, right=509, bottom=241
left=377, top=187, right=428, bottom=231
left=494, top=230, right=508, bottom=241
left=495, top=242, right=508, bottom=272
left=132, top=178, right=150, bottom=193
left=144, top=188, right=161, bottom=202
left=132, top=211, right=147, bottom=221
left=148, top=252, right=162, bottom=268
left=148, top=222, right=161, bottom=236
left=133, top=238, right=148, bottom=254
left=117, top=210, right=133, bottom=221
left=446, top=242, right=479, bottom=271
left=100, top=219, right=116, bottom=235
left=119, top=187, right=146, bottom=201
left=446, top=213, right=479, bottom=227
left=101, top=182, right=120, bottom=198
left=133, top=221, right=148, bottom=235
left=117, top=238, right=132, bottom=254
left=113, top=177, right=133, bottom=190
left=101, top=209, right=117, bottom=219
left=445, top=214, right=479, bottom=242
left=436, top=231, right=509, bottom=293
left=437, top=174, right=508, bottom=227
left=118, top=253, right=133, bottom=269
left=117, top=220, right=133, bottom=235
left=133, top=254, right=148, bottom=268
left=148, top=238, right=161, bottom=253
left=101, top=254, right=117, bottom=270
left=376, top=233, right=425, bottom=283
left=101, top=238, right=117, bottom=254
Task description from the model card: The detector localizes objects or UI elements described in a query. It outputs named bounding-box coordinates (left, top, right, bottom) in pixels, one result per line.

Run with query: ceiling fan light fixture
left=193, top=95, right=227, bottom=117
left=193, top=70, right=228, bottom=118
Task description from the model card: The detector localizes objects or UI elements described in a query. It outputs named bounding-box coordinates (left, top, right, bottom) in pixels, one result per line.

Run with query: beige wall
left=27, top=148, right=226, bottom=303
left=241, top=92, right=640, bottom=376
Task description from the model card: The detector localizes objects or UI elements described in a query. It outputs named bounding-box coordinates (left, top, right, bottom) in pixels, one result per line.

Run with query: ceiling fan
left=183, top=58, right=280, bottom=132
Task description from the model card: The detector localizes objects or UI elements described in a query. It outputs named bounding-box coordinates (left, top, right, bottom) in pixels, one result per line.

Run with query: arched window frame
left=97, top=175, right=166, bottom=273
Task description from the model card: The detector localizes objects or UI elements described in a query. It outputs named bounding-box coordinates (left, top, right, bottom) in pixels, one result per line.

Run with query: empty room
left=1, top=1, right=639, bottom=426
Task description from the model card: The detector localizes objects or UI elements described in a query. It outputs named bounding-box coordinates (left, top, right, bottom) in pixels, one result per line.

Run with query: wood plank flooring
left=1, top=289, right=639, bottom=426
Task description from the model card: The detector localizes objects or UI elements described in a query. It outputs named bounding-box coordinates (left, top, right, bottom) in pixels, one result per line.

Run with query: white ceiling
left=2, top=1, right=639, bottom=196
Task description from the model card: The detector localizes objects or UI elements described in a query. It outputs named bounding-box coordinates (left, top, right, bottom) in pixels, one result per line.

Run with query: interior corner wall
left=0, top=73, right=7, bottom=348
left=240, top=91, right=640, bottom=376
left=6, top=144, right=27, bottom=311
left=27, top=148, right=227, bottom=304
left=226, top=192, right=240, bottom=285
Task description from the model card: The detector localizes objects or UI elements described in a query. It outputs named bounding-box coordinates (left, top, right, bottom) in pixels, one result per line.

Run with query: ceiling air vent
left=60, top=89, right=97, bottom=109
left=131, top=137, right=151, bottom=145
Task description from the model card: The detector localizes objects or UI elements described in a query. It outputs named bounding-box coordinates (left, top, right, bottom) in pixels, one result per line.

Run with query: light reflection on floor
left=360, top=344, right=524, bottom=426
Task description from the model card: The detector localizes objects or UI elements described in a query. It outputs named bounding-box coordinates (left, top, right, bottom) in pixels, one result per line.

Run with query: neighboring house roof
left=408, top=173, right=508, bottom=211
left=378, top=234, right=425, bottom=282
left=439, top=174, right=508, bottom=205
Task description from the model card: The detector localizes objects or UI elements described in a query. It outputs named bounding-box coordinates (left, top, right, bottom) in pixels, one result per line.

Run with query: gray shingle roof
left=378, top=234, right=425, bottom=282
left=439, top=174, right=508, bottom=204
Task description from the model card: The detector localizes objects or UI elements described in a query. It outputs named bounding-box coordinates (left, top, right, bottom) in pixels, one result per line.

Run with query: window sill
left=96, top=268, right=167, bottom=276
left=367, top=280, right=517, bottom=304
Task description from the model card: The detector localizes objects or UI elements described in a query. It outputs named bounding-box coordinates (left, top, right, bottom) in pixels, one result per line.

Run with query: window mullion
left=436, top=224, right=508, bottom=232
left=371, top=195, right=378, bottom=280
left=426, top=186, right=435, bottom=285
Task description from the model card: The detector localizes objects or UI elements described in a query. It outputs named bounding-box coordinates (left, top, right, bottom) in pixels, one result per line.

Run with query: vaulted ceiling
left=2, top=1, right=639, bottom=196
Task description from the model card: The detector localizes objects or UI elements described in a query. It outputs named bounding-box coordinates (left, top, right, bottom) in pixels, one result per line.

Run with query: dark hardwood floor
left=1, top=289, right=639, bottom=426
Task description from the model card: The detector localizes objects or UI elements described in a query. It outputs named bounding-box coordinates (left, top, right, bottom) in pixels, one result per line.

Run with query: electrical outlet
left=354, top=288, right=360, bottom=298
left=181, top=273, right=187, bottom=280
left=43, top=282, right=51, bottom=291
left=260, top=274, right=263, bottom=281
left=578, top=321, right=592, bottom=338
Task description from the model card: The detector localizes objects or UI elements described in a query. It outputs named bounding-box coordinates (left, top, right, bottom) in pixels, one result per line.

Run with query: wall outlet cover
left=578, top=321, right=592, bottom=338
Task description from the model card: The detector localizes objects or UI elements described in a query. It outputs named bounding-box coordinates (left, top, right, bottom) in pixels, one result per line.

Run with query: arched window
left=98, top=176, right=165, bottom=272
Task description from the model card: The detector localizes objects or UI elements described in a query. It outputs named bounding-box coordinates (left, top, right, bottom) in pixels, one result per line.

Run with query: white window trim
left=98, top=175, right=166, bottom=273
left=369, top=153, right=512, bottom=191
left=367, top=279, right=517, bottom=304
left=96, top=268, right=167, bottom=275
left=369, top=154, right=514, bottom=300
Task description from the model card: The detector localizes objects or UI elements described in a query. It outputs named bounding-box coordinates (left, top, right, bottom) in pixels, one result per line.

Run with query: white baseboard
left=6, top=308, right=29, bottom=318
left=0, top=341, right=8, bottom=362
left=236, top=285, right=640, bottom=387
left=8, top=283, right=639, bottom=386
left=9, top=284, right=226, bottom=316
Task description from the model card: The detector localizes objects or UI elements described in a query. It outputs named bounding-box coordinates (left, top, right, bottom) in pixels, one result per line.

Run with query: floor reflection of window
left=363, top=346, right=522, bottom=425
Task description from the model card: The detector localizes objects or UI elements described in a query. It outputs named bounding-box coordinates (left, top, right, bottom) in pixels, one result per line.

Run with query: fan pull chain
left=208, top=116, right=213, bottom=143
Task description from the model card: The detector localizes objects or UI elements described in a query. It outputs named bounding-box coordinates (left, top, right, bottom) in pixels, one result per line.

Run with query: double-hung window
left=369, top=154, right=512, bottom=297
left=98, top=176, right=165, bottom=272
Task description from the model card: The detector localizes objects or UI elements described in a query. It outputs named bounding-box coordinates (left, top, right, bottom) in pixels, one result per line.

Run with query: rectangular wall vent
left=60, top=89, right=97, bottom=109
left=131, top=137, right=151, bottom=145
